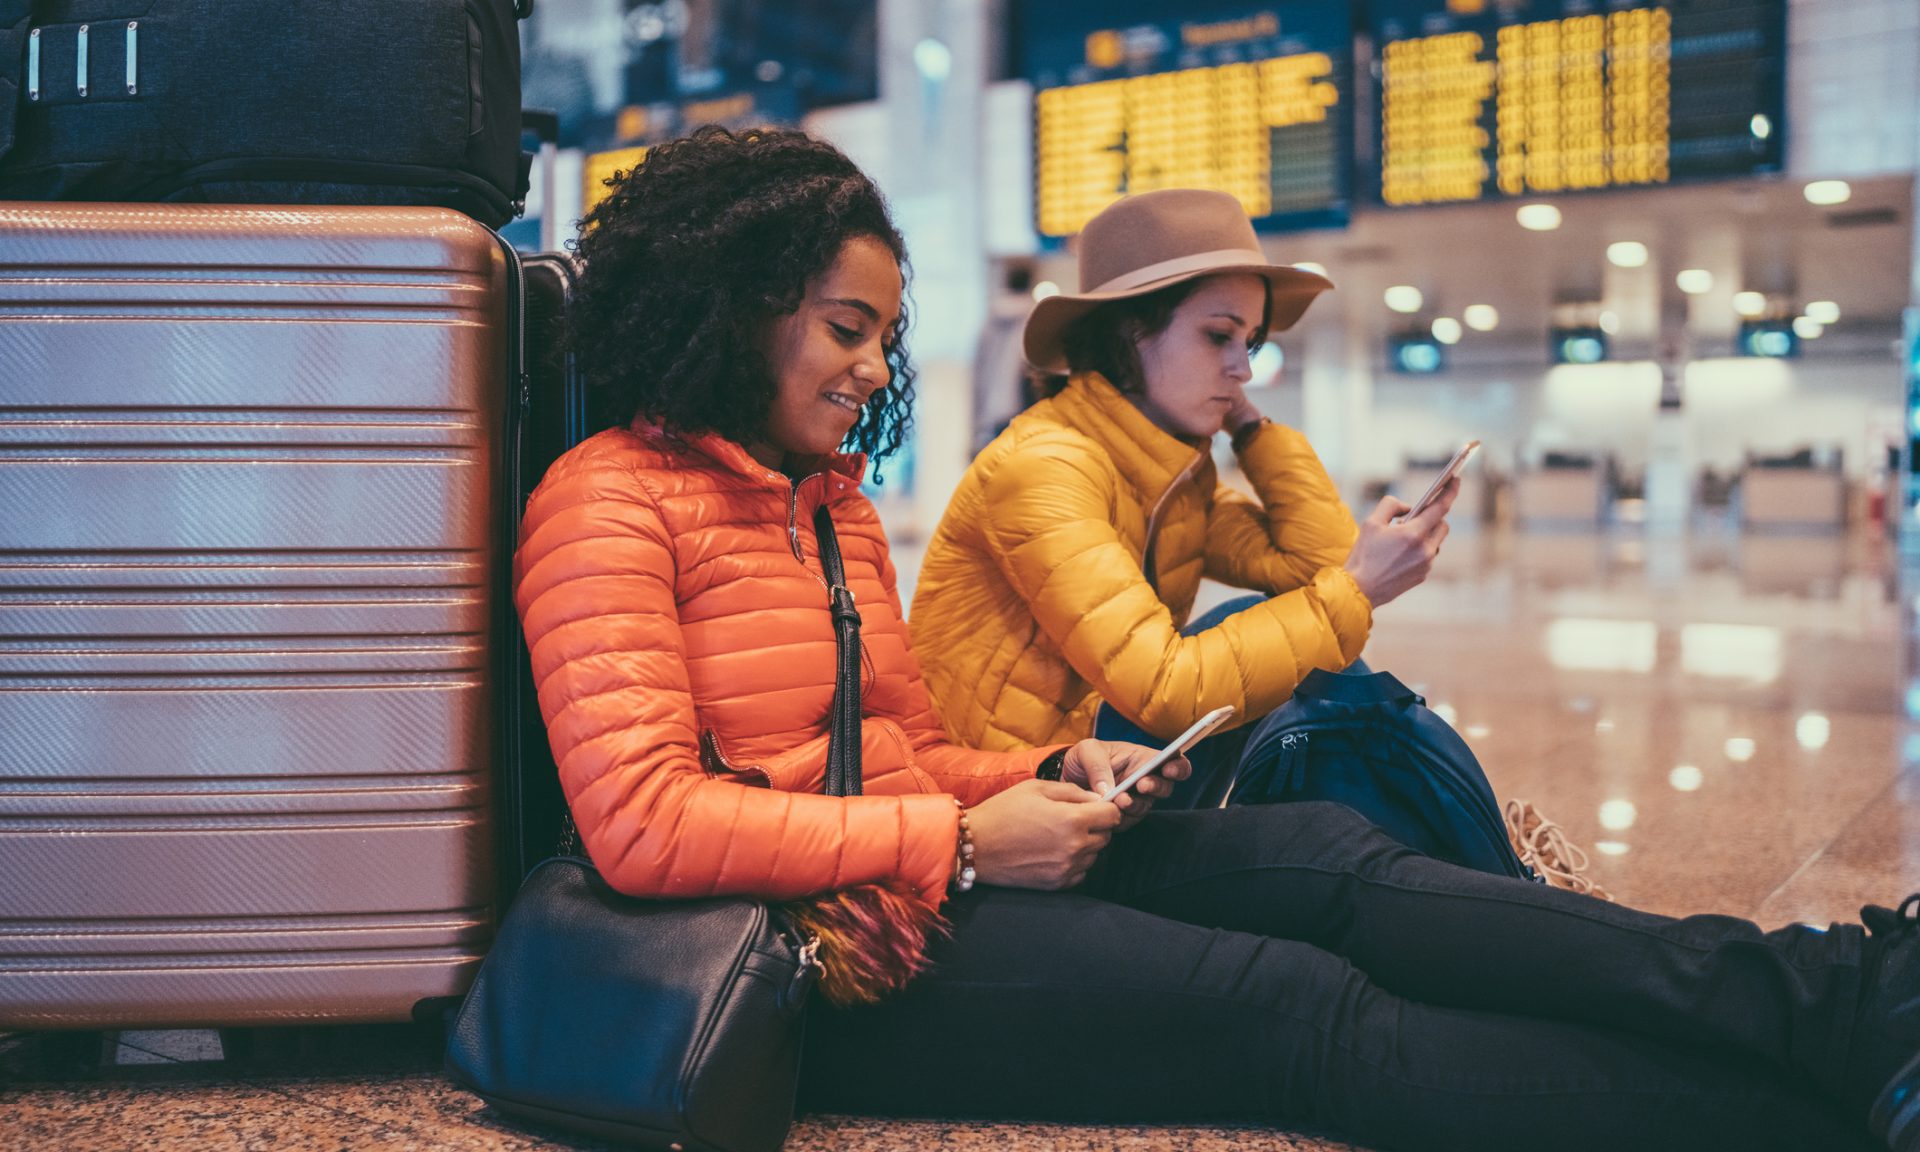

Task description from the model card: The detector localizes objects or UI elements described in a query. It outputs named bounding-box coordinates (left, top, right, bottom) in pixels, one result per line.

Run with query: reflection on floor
left=6, top=526, right=1918, bottom=1152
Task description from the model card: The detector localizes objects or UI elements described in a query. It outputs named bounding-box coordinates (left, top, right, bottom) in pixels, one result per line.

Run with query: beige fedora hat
left=1023, top=188, right=1335, bottom=374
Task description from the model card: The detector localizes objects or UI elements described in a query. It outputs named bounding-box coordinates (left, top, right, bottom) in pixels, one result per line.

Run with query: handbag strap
left=814, top=503, right=864, bottom=798
left=553, top=498, right=866, bottom=860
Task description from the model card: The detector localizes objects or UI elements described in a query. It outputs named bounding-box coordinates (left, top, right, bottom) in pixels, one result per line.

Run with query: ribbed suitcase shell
left=0, top=203, right=505, bottom=1027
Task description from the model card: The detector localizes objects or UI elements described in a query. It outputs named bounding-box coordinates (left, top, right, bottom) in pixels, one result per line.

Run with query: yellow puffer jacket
left=911, top=373, right=1372, bottom=749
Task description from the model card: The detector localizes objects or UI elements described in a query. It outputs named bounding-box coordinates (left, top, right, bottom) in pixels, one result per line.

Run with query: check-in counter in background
left=1738, top=450, right=1847, bottom=532
left=1512, top=454, right=1609, bottom=530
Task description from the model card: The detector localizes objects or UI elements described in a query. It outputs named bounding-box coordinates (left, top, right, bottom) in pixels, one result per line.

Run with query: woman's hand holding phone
left=1066, top=737, right=1194, bottom=829
left=964, top=778, right=1120, bottom=890
left=964, top=737, right=1193, bottom=890
left=1343, top=482, right=1456, bottom=608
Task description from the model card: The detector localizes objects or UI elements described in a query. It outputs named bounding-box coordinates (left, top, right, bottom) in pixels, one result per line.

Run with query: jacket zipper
left=1140, top=449, right=1208, bottom=594
left=699, top=729, right=773, bottom=787
left=785, top=479, right=805, bottom=563
left=780, top=474, right=832, bottom=592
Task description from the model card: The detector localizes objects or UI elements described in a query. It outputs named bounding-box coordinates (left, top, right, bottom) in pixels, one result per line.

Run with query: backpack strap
left=1294, top=667, right=1423, bottom=707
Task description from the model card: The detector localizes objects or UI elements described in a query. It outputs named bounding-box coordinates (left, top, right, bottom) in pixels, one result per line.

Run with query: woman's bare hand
left=1342, top=478, right=1456, bottom=608
left=965, top=779, right=1122, bottom=890
left=1059, top=738, right=1190, bottom=830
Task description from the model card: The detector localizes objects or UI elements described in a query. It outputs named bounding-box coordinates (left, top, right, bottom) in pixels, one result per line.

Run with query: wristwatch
left=1035, top=749, right=1068, bottom=781
left=1230, top=416, right=1270, bottom=454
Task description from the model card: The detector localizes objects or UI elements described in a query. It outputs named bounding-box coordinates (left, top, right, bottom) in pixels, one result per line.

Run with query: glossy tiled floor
left=6, top=523, right=1919, bottom=1152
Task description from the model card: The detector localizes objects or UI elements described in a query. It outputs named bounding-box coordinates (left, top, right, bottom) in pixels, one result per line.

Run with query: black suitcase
left=494, top=247, right=587, bottom=899
left=0, top=0, right=531, bottom=227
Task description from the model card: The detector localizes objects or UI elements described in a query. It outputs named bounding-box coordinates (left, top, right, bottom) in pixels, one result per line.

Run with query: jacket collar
left=1050, top=373, right=1207, bottom=497
left=634, top=422, right=869, bottom=495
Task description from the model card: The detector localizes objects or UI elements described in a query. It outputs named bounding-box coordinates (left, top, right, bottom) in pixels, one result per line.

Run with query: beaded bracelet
left=950, top=797, right=977, bottom=894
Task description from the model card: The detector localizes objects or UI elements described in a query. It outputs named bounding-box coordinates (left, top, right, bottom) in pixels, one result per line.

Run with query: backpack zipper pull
left=1278, top=732, right=1310, bottom=793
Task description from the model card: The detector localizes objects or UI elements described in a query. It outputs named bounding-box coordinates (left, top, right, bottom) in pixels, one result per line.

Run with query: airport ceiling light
left=1463, top=304, right=1499, bottom=331
left=1803, top=180, right=1852, bottom=206
left=1598, top=310, right=1621, bottom=334
left=1732, top=290, right=1768, bottom=318
left=1792, top=316, right=1824, bottom=340
left=1804, top=300, right=1840, bottom=325
left=1384, top=285, right=1423, bottom=313
left=1676, top=268, right=1713, bottom=294
left=1516, top=203, right=1562, bottom=231
left=1431, top=317, right=1463, bottom=344
left=1292, top=261, right=1328, bottom=277
left=1750, top=114, right=1772, bottom=140
left=913, top=38, right=952, bottom=82
left=1031, top=280, right=1060, bottom=301
left=1606, top=241, right=1649, bottom=268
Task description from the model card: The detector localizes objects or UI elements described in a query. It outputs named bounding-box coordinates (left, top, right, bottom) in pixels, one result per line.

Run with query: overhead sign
left=1021, top=2, right=1354, bottom=237
left=1370, top=0, right=1786, bottom=206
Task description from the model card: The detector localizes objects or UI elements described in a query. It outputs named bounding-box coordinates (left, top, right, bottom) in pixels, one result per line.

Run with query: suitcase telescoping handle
left=523, top=109, right=560, bottom=147
left=522, top=108, right=562, bottom=250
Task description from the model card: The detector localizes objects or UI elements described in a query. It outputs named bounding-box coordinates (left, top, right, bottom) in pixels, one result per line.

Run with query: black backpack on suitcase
left=0, top=0, right=532, bottom=227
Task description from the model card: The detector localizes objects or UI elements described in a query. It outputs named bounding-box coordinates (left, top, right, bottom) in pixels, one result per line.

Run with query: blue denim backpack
left=1230, top=668, right=1540, bottom=882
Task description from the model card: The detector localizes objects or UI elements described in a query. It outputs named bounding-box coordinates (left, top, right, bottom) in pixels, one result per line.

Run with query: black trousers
left=800, top=803, right=1876, bottom=1152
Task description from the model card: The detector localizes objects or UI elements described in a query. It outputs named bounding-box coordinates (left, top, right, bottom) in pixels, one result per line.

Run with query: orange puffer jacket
left=514, top=426, right=1059, bottom=907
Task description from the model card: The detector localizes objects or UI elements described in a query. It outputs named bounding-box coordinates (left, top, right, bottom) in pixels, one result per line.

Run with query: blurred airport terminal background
left=513, top=0, right=1920, bottom=568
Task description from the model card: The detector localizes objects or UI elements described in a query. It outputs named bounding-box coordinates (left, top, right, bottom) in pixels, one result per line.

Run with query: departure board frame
left=1368, top=0, right=1787, bottom=208
left=1018, top=1, right=1355, bottom=240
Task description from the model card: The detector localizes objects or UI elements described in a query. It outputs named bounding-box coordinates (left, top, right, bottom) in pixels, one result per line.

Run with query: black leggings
left=800, top=803, right=1875, bottom=1152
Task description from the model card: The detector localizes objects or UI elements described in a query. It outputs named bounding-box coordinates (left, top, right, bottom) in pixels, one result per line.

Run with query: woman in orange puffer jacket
left=516, top=126, right=1916, bottom=1152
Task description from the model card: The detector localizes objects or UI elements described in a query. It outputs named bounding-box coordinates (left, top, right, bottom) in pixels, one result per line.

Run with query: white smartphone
left=1100, top=705, right=1237, bottom=802
left=1395, top=439, right=1481, bottom=523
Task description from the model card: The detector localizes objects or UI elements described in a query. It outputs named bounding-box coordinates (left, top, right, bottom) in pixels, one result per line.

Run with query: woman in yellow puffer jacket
left=912, top=189, right=1456, bottom=801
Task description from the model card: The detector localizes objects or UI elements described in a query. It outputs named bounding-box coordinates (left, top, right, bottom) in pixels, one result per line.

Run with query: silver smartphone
left=1396, top=440, right=1480, bottom=523
left=1101, top=705, right=1236, bottom=802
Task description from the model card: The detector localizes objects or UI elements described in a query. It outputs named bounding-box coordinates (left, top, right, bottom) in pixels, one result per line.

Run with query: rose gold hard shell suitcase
left=0, top=203, right=507, bottom=1028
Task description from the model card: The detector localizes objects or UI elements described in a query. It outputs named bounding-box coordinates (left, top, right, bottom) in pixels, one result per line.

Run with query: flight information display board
left=1370, top=0, right=1785, bottom=206
left=1021, top=2, right=1353, bottom=237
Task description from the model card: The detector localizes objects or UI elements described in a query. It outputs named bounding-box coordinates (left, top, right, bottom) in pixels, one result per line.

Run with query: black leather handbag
left=445, top=504, right=865, bottom=1152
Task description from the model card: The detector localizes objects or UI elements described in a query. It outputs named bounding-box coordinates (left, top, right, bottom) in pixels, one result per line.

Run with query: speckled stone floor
left=5, top=525, right=1918, bottom=1151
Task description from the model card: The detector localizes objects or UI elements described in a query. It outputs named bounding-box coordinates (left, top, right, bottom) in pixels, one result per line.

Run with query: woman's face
left=1132, top=274, right=1267, bottom=440
left=754, top=234, right=903, bottom=468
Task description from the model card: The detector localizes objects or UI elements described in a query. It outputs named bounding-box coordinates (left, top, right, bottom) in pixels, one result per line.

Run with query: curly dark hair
left=1048, top=277, right=1270, bottom=398
left=569, top=125, right=914, bottom=467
